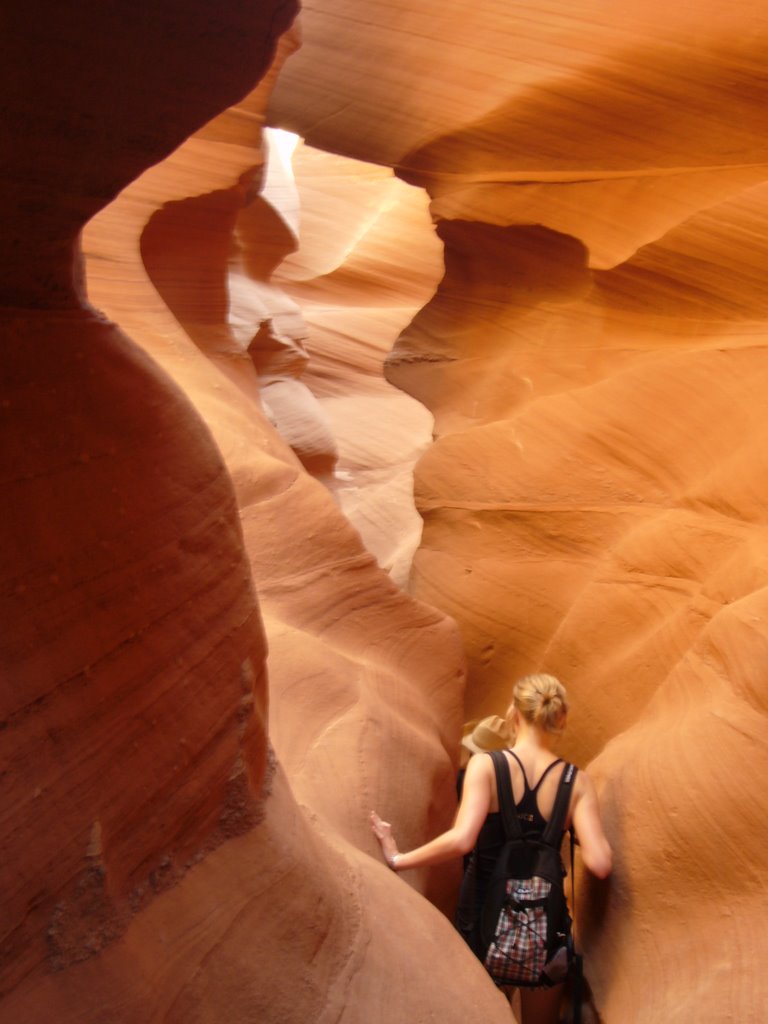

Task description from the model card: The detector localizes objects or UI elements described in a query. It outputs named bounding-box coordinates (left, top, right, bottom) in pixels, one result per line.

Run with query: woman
left=371, top=674, right=612, bottom=1024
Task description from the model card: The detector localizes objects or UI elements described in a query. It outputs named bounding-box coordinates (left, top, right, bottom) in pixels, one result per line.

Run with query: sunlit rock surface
left=272, top=140, right=444, bottom=584
left=270, top=2, right=768, bottom=1020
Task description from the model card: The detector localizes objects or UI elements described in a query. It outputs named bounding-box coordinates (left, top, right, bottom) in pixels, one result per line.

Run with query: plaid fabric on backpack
left=480, top=751, right=578, bottom=989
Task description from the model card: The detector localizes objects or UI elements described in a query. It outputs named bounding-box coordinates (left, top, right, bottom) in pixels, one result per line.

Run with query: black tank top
left=455, top=750, right=567, bottom=949
left=506, top=750, right=564, bottom=836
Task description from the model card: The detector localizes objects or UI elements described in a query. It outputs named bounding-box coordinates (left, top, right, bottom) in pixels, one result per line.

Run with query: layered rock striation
left=270, top=2, right=768, bottom=1020
left=6, top=1, right=768, bottom=1021
left=2, top=3, right=511, bottom=1023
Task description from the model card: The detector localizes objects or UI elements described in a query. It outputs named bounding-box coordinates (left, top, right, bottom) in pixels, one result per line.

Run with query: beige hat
left=461, top=714, right=511, bottom=754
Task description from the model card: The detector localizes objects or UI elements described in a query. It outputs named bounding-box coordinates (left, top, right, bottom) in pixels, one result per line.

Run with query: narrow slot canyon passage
left=4, top=3, right=768, bottom=1023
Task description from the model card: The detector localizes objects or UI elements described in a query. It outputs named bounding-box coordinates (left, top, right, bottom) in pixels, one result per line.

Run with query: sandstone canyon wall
left=268, top=2, right=768, bottom=1022
left=5, top=2, right=768, bottom=1023
left=1, top=3, right=511, bottom=1024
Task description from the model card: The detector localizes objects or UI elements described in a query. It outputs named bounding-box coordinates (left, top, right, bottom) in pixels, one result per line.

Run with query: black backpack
left=480, top=750, right=578, bottom=990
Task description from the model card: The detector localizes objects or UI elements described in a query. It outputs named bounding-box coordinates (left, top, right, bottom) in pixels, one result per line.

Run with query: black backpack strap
left=541, top=762, right=578, bottom=847
left=570, top=827, right=583, bottom=1024
left=487, top=750, right=523, bottom=840
left=489, top=752, right=577, bottom=846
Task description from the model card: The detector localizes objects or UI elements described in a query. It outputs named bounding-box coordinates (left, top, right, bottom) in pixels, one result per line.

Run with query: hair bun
left=509, top=673, right=569, bottom=734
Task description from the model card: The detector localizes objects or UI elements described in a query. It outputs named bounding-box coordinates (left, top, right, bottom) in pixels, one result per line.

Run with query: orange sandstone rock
left=268, top=2, right=768, bottom=1020
left=2, top=2, right=512, bottom=1023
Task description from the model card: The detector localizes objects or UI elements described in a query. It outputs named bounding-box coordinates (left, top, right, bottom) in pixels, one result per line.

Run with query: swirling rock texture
left=268, top=1, right=768, bottom=1021
left=1, top=3, right=511, bottom=1024
left=270, top=138, right=444, bottom=585
left=6, top=1, right=768, bottom=1022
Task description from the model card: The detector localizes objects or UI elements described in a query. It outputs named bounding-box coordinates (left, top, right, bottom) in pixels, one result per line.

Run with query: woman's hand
left=370, top=810, right=401, bottom=868
left=369, top=754, right=492, bottom=873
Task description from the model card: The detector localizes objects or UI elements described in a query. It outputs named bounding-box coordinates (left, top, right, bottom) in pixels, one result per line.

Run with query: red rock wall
left=2, top=0, right=295, bottom=994
left=269, top=3, right=768, bottom=1021
left=7, top=1, right=768, bottom=1021
left=1, top=3, right=513, bottom=1023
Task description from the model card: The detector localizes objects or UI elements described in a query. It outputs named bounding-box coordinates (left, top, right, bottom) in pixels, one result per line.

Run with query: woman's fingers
left=370, top=810, right=390, bottom=837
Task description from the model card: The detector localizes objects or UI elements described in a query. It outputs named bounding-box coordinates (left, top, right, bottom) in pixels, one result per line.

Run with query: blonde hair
left=508, top=674, right=569, bottom=733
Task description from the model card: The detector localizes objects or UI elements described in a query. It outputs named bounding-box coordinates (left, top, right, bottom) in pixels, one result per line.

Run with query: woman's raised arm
left=370, top=751, right=494, bottom=871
